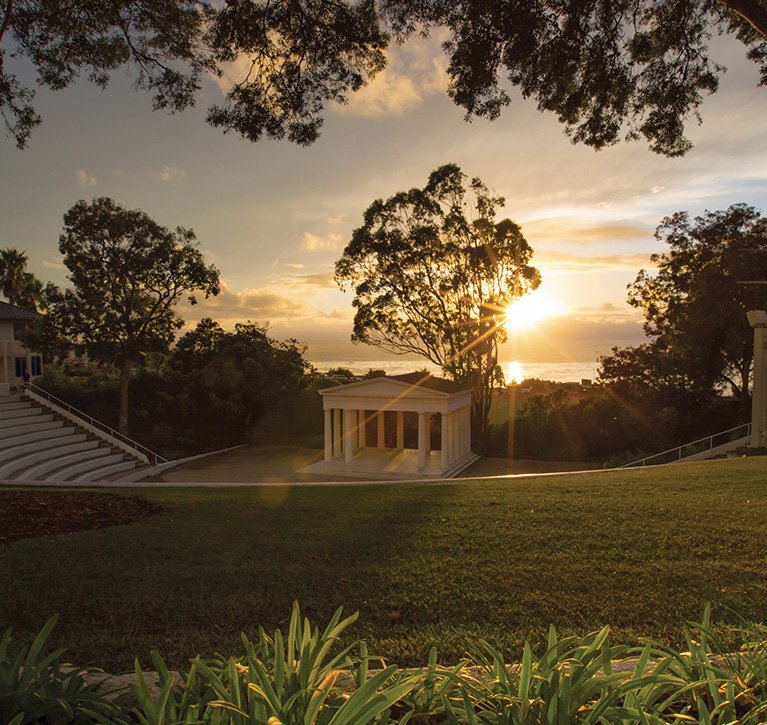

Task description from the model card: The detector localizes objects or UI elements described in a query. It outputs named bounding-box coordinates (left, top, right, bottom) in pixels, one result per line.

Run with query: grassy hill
left=1, top=458, right=765, bottom=671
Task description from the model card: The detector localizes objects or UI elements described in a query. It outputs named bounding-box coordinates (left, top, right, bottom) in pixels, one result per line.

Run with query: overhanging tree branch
left=721, top=0, right=767, bottom=36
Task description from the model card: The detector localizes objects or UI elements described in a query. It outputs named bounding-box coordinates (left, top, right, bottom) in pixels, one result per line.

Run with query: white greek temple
left=301, top=372, right=479, bottom=480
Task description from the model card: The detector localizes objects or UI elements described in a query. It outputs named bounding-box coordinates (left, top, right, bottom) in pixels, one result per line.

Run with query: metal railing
left=25, top=382, right=167, bottom=466
left=618, top=422, right=752, bottom=468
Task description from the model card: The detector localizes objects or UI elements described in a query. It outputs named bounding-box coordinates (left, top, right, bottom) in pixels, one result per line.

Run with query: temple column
left=450, top=412, right=457, bottom=463
left=464, top=407, right=472, bottom=454
left=333, top=409, right=342, bottom=458
left=417, top=412, right=427, bottom=470
left=359, top=410, right=367, bottom=448
left=324, top=410, right=333, bottom=461
left=344, top=409, right=355, bottom=463
left=377, top=410, right=385, bottom=448
left=350, top=410, right=358, bottom=452
left=441, top=412, right=450, bottom=469
left=396, top=411, right=404, bottom=449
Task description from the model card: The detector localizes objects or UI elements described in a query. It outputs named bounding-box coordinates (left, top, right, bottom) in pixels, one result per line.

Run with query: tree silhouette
left=49, top=197, right=220, bottom=434
left=336, top=164, right=540, bottom=440
left=601, top=203, right=767, bottom=418
left=2, top=1, right=767, bottom=154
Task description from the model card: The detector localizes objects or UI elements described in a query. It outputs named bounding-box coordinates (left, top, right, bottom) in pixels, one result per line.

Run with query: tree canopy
left=600, top=203, right=767, bottom=419
left=335, top=163, right=540, bottom=439
left=48, top=197, right=220, bottom=433
left=2, top=1, right=767, bottom=154
left=0, top=247, right=42, bottom=309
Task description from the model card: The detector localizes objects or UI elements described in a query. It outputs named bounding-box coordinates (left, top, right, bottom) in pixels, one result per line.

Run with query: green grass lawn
left=2, top=459, right=766, bottom=673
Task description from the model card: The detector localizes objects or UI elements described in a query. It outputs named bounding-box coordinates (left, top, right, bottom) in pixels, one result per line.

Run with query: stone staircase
left=0, top=395, right=155, bottom=482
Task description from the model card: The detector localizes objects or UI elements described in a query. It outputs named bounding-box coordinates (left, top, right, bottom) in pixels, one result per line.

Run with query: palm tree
left=0, top=248, right=42, bottom=309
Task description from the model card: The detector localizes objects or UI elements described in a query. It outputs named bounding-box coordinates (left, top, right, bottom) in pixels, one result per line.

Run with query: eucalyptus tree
left=335, top=163, right=540, bottom=440
left=2, top=1, right=767, bottom=155
left=51, top=197, right=220, bottom=434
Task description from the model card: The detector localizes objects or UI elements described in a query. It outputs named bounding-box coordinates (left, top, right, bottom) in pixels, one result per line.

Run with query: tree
left=0, top=247, right=42, bottom=308
left=335, top=163, right=540, bottom=441
left=50, top=197, right=220, bottom=434
left=602, top=203, right=767, bottom=419
left=172, top=318, right=311, bottom=445
left=3, top=2, right=767, bottom=154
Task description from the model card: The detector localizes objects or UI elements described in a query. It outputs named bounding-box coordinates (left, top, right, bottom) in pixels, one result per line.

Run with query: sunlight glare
left=505, top=289, right=565, bottom=332
left=506, top=361, right=525, bottom=385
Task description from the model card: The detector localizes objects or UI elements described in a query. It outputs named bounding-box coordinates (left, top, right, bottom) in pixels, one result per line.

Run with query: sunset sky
left=3, top=33, right=767, bottom=364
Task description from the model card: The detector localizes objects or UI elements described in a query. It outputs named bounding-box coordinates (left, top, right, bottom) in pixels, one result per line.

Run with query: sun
left=506, top=361, right=525, bottom=385
left=504, top=289, right=564, bottom=332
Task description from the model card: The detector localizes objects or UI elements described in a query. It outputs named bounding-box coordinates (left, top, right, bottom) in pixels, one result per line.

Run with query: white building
left=301, top=372, right=479, bottom=480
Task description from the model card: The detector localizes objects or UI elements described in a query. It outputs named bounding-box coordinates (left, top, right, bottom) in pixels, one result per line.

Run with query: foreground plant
left=0, top=615, right=118, bottom=724
left=3, top=605, right=767, bottom=723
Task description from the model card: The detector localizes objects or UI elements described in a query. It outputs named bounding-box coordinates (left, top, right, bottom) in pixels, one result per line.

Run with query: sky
left=3, top=31, right=767, bottom=365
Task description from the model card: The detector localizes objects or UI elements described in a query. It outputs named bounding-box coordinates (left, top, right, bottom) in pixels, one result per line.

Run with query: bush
left=4, top=605, right=767, bottom=723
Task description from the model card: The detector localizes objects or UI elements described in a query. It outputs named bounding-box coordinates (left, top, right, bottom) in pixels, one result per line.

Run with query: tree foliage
left=599, top=203, right=767, bottom=423
left=48, top=197, right=220, bottom=433
left=173, top=317, right=310, bottom=432
left=2, top=1, right=767, bottom=153
left=37, top=318, right=315, bottom=456
left=0, top=247, right=42, bottom=308
left=335, top=163, right=540, bottom=439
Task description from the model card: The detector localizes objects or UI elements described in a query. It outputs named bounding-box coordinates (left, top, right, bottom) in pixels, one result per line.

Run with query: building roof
left=389, top=372, right=470, bottom=394
left=321, top=371, right=471, bottom=397
left=0, top=300, right=37, bottom=321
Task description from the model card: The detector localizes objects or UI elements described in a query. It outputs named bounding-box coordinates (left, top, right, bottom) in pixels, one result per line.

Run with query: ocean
left=310, top=360, right=600, bottom=384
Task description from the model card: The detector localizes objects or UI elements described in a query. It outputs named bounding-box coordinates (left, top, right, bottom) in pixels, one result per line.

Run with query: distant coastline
left=310, top=360, right=599, bottom=384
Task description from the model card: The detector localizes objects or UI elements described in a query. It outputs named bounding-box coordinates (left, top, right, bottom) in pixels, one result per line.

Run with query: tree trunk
left=119, top=359, right=133, bottom=435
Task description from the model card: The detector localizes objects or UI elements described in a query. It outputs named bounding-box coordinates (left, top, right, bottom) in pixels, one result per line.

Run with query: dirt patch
left=0, top=491, right=164, bottom=543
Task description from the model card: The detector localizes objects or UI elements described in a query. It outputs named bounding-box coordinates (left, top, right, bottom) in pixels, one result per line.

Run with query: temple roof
left=389, top=372, right=469, bottom=394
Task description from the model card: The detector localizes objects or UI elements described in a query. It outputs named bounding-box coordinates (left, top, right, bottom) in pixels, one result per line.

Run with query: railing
left=25, top=383, right=167, bottom=466
left=618, top=422, right=752, bottom=468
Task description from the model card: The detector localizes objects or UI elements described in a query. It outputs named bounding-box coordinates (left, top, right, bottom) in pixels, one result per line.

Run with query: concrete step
left=0, top=430, right=80, bottom=462
left=0, top=395, right=23, bottom=403
left=0, top=400, right=32, bottom=413
left=28, top=449, right=117, bottom=481
left=74, top=459, right=138, bottom=482
left=108, top=464, right=159, bottom=483
left=0, top=406, right=43, bottom=423
left=0, top=408, right=47, bottom=429
left=0, top=417, right=58, bottom=439
left=0, top=439, right=100, bottom=478
left=0, top=422, right=68, bottom=448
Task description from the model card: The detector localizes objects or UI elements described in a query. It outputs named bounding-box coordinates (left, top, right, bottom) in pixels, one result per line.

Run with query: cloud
left=334, top=32, right=449, bottom=118
left=300, top=232, right=343, bottom=252
left=177, top=280, right=309, bottom=325
left=326, top=214, right=345, bottom=225
left=153, top=165, right=186, bottom=183
left=536, top=253, right=655, bottom=273
left=284, top=271, right=336, bottom=288
left=75, top=169, right=96, bottom=188
left=41, top=259, right=65, bottom=270
left=522, top=217, right=651, bottom=245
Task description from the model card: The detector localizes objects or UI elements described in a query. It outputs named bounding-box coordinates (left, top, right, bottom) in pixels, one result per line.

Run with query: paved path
left=1, top=445, right=603, bottom=487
